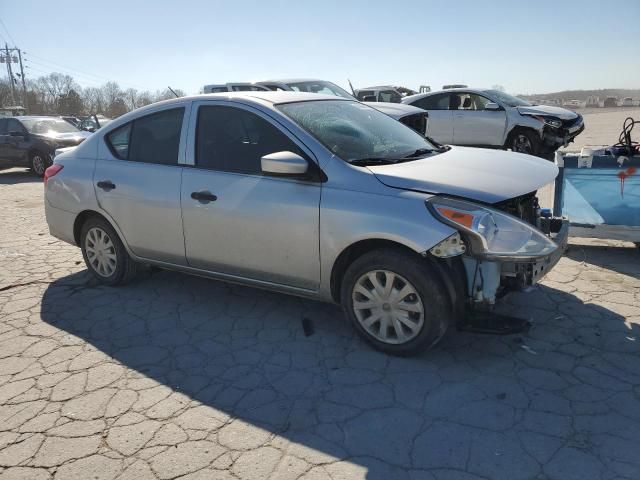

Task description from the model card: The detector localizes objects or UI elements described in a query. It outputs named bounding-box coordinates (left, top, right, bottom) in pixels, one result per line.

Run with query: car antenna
left=168, top=86, right=180, bottom=98
left=347, top=79, right=356, bottom=96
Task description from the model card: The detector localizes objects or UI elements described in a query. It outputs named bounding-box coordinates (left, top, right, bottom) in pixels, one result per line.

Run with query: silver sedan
left=44, top=92, right=567, bottom=356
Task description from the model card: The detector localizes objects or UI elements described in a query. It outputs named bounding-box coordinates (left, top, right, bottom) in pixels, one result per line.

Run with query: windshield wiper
left=401, top=148, right=435, bottom=158
left=349, top=158, right=398, bottom=166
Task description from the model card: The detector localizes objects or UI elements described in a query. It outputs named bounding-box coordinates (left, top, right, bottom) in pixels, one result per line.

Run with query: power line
left=24, top=52, right=147, bottom=90
left=25, top=59, right=106, bottom=87
left=0, top=18, right=16, bottom=46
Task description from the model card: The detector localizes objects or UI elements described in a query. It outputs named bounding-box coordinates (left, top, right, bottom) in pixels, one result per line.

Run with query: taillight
left=44, top=164, right=63, bottom=185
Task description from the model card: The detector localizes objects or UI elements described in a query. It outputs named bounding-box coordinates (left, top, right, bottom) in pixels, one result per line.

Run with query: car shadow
left=39, top=264, right=636, bottom=479
left=566, top=240, right=640, bottom=280
left=0, top=168, right=40, bottom=184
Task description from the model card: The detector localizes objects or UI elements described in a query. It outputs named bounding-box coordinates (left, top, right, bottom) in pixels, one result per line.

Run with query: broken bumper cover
left=543, top=121, right=585, bottom=148
left=463, top=217, right=569, bottom=306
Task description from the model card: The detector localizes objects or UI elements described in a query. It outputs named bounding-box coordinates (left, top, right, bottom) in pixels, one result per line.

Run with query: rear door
left=451, top=92, right=507, bottom=146
left=410, top=93, right=454, bottom=143
left=180, top=101, right=321, bottom=290
left=5, top=119, right=29, bottom=163
left=95, top=106, right=188, bottom=265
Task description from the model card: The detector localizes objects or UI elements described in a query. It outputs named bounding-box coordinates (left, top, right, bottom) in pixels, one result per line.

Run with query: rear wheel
left=80, top=217, right=139, bottom=285
left=341, top=248, right=451, bottom=356
left=30, top=151, right=51, bottom=177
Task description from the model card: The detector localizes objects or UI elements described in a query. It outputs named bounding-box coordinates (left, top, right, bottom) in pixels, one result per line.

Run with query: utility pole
left=17, top=49, right=27, bottom=113
left=4, top=43, right=16, bottom=105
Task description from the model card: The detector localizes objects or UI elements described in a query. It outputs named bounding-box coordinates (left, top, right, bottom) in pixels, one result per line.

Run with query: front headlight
left=427, top=197, right=557, bottom=260
left=533, top=116, right=562, bottom=129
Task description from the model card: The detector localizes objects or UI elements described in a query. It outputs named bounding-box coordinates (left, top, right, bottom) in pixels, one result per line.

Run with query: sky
left=1, top=0, right=638, bottom=96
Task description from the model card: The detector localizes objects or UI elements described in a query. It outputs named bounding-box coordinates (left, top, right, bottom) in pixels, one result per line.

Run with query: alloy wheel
left=85, top=227, right=117, bottom=277
left=351, top=270, right=425, bottom=345
left=32, top=155, right=46, bottom=175
left=512, top=134, right=533, bottom=153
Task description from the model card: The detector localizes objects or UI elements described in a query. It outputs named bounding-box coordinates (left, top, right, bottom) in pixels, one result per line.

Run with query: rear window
left=106, top=108, right=184, bottom=165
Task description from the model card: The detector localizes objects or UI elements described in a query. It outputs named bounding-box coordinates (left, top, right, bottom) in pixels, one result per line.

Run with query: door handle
left=97, top=180, right=116, bottom=190
left=191, top=190, right=217, bottom=202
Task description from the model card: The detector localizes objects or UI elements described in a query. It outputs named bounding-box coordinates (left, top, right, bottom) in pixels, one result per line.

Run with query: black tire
left=507, top=129, right=541, bottom=156
left=340, top=248, right=452, bottom=356
left=79, top=216, right=139, bottom=286
left=30, top=150, right=51, bottom=177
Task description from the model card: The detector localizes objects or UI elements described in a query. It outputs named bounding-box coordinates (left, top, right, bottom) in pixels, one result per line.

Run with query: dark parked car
left=0, top=116, right=91, bottom=176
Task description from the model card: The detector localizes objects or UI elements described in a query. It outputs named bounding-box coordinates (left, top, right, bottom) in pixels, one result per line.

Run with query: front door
left=94, top=106, right=187, bottom=265
left=451, top=93, right=507, bottom=146
left=181, top=102, right=321, bottom=290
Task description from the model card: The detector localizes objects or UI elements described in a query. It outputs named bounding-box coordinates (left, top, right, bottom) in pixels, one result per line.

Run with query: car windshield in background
left=484, top=90, right=532, bottom=107
left=21, top=118, right=80, bottom=135
left=287, top=81, right=354, bottom=99
left=278, top=100, right=437, bottom=163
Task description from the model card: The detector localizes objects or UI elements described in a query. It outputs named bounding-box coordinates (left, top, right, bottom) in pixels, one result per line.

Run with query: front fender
left=319, top=187, right=456, bottom=299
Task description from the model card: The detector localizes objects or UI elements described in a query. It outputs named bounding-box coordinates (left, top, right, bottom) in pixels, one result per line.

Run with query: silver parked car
left=45, top=92, right=568, bottom=356
left=402, top=88, right=584, bottom=156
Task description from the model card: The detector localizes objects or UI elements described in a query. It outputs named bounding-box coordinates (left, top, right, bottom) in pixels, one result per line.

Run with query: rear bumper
left=45, top=202, right=77, bottom=246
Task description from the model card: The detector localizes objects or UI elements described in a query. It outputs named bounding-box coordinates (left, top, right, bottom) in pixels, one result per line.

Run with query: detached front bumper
left=462, top=217, right=569, bottom=306
left=543, top=120, right=585, bottom=149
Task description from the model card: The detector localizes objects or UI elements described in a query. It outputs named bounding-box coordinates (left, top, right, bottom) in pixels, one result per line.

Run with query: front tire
left=80, top=217, right=139, bottom=286
left=507, top=130, right=541, bottom=156
left=30, top=151, right=51, bottom=177
left=340, top=248, right=451, bottom=356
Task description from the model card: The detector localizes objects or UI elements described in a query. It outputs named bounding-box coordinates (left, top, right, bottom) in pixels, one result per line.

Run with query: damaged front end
left=541, top=115, right=585, bottom=150
left=427, top=193, right=569, bottom=311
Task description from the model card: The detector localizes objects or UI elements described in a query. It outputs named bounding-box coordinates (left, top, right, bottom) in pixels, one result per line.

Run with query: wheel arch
left=504, top=124, right=542, bottom=148
left=329, top=239, right=425, bottom=303
left=73, top=209, right=126, bottom=248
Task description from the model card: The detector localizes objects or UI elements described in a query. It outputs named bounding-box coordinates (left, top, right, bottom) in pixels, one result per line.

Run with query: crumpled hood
left=369, top=146, right=558, bottom=204
left=517, top=104, right=578, bottom=121
left=368, top=102, right=426, bottom=120
left=33, top=131, right=91, bottom=144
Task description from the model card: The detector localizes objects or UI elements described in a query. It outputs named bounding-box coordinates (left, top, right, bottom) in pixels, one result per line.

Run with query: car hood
left=367, top=102, right=426, bottom=120
left=369, top=146, right=558, bottom=204
left=517, top=105, right=578, bottom=120
left=33, top=131, right=91, bottom=143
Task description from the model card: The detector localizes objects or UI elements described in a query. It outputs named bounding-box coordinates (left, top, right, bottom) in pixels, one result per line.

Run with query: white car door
left=409, top=93, right=454, bottom=144
left=451, top=93, right=507, bottom=146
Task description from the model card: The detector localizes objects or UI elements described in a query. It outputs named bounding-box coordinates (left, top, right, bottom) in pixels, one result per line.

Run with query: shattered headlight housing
left=532, top=115, right=562, bottom=129
left=427, top=197, right=558, bottom=260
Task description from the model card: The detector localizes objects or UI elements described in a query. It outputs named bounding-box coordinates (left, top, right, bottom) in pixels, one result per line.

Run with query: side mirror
left=361, top=95, right=377, bottom=102
left=261, top=151, right=308, bottom=176
left=485, top=102, right=501, bottom=111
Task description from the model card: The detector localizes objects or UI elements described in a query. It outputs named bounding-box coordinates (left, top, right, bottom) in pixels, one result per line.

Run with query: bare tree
left=82, top=87, right=104, bottom=114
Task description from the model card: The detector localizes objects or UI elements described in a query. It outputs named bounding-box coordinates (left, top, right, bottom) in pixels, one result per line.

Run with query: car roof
left=403, top=88, right=491, bottom=103
left=5, top=116, right=67, bottom=121
left=260, top=78, right=328, bottom=84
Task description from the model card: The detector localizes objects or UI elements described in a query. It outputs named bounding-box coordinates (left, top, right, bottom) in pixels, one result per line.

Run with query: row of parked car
left=0, top=114, right=112, bottom=176
left=204, top=79, right=585, bottom=157
left=43, top=85, right=570, bottom=355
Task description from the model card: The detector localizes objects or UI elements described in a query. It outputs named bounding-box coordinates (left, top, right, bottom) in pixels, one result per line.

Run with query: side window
left=196, top=105, right=303, bottom=175
left=379, top=90, right=402, bottom=103
left=356, top=91, right=374, bottom=101
left=106, top=124, right=131, bottom=160
left=7, top=119, right=26, bottom=133
left=106, top=108, right=184, bottom=164
left=413, top=94, right=450, bottom=110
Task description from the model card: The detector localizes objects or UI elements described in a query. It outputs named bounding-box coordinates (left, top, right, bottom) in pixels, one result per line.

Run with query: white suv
left=402, top=88, right=584, bottom=156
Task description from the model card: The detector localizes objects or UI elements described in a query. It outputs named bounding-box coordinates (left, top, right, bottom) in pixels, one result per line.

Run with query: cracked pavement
left=1, top=168, right=639, bottom=480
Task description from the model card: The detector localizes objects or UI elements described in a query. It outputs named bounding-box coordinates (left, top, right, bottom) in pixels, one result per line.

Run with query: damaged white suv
left=44, top=92, right=568, bottom=356
left=403, top=88, right=584, bottom=156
